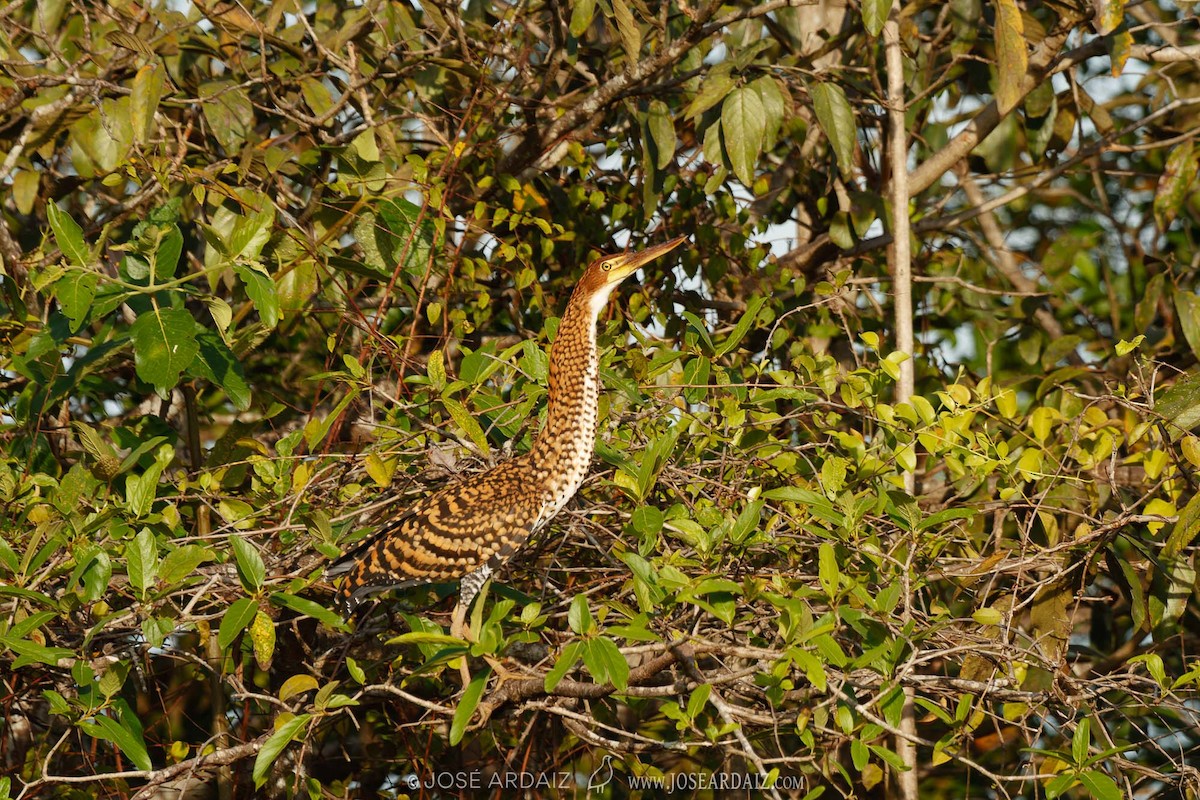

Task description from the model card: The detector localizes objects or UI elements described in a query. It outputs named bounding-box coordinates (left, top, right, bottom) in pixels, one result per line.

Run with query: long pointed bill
left=605, top=235, right=687, bottom=283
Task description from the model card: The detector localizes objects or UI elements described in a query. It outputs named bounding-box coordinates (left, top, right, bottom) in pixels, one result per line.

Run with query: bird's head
left=576, top=234, right=687, bottom=316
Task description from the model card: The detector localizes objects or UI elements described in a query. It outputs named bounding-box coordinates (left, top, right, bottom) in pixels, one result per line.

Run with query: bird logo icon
left=586, top=754, right=614, bottom=793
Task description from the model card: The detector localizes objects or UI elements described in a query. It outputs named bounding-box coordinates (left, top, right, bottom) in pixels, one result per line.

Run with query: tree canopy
left=3, top=0, right=1200, bottom=797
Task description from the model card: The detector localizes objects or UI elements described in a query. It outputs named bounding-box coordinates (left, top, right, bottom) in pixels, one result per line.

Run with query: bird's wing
left=324, top=505, right=417, bottom=578
left=330, top=459, right=547, bottom=614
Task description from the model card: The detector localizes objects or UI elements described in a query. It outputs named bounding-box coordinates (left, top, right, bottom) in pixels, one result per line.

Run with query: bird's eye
left=601, top=260, right=612, bottom=271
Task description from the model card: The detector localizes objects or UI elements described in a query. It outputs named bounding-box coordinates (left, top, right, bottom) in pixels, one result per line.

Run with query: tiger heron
left=328, top=235, right=686, bottom=645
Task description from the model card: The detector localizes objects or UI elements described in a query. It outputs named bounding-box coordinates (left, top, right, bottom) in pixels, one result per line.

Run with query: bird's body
left=329, top=235, right=685, bottom=616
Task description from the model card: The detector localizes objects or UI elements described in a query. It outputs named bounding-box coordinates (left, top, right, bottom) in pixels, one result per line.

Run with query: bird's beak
left=604, top=235, right=687, bottom=284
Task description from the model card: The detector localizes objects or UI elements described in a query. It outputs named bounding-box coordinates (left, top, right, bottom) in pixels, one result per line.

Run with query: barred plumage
left=328, top=235, right=686, bottom=616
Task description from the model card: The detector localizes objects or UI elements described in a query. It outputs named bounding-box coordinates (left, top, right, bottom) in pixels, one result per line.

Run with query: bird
left=327, top=235, right=687, bottom=643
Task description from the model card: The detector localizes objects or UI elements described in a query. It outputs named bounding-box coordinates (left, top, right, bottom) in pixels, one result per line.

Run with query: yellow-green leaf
left=610, top=0, right=641, bottom=64
left=364, top=453, right=396, bottom=488
left=647, top=100, right=675, bottom=170
left=131, top=64, right=164, bottom=144
left=1093, top=0, right=1125, bottom=35
left=995, top=388, right=1018, bottom=419
left=249, top=611, right=275, bottom=670
left=279, top=674, right=319, bottom=701
left=1144, top=498, right=1175, bottom=536
left=443, top=398, right=490, bottom=454
left=861, top=0, right=889, bottom=36
left=994, top=0, right=1028, bottom=111
left=1109, top=29, right=1133, bottom=76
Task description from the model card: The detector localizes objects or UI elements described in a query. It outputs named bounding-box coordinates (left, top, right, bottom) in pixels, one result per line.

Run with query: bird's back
left=329, top=455, right=553, bottom=613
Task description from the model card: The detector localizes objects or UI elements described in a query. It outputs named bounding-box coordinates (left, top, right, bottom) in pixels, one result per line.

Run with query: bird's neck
left=532, top=286, right=611, bottom=493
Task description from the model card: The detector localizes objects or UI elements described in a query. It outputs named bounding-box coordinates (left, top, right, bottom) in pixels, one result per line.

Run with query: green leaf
left=12, top=169, right=38, bottom=215
left=1165, top=494, right=1200, bottom=560
left=0, top=633, right=74, bottom=668
left=721, top=87, right=766, bottom=187
left=55, top=270, right=98, bottom=330
left=218, top=597, right=259, bottom=651
left=190, top=330, right=252, bottom=410
left=821, top=456, right=847, bottom=494
left=581, top=638, right=610, bottom=686
left=130, top=307, right=200, bottom=392
left=70, top=548, right=113, bottom=603
left=851, top=738, right=869, bottom=771
left=861, top=0, right=889, bottom=36
left=152, top=224, right=183, bottom=282
left=631, top=506, right=664, bottom=537
left=300, top=77, right=334, bottom=117
left=159, top=545, right=212, bottom=586
left=868, top=743, right=909, bottom=772
left=1157, top=371, right=1200, bottom=438
left=346, top=657, right=366, bottom=685
left=1078, top=770, right=1121, bottom=800
left=231, top=537, right=265, bottom=592
left=199, top=81, right=255, bottom=151
left=377, top=197, right=435, bottom=276
left=716, top=296, right=766, bottom=357
left=687, top=683, right=712, bottom=720
left=1115, top=335, right=1145, bottom=356
left=682, top=356, right=710, bottom=405
left=304, top=390, right=358, bottom=450
left=728, top=500, right=763, bottom=544
left=46, top=202, right=90, bottom=267
left=124, top=465, right=163, bottom=518
left=569, top=0, right=596, bottom=36
left=686, top=70, right=736, bottom=120
left=82, top=712, right=152, bottom=771
left=385, top=624, right=465, bottom=644
left=810, top=82, right=857, bottom=178
left=1072, top=717, right=1090, bottom=765
left=818, top=542, right=840, bottom=597
left=647, top=100, right=675, bottom=170
left=269, top=592, right=350, bottom=630
left=1046, top=773, right=1076, bottom=798
left=233, top=264, right=281, bottom=330
left=253, top=714, right=311, bottom=787
left=972, top=607, right=1003, bottom=626
left=994, top=0, right=1028, bottom=111
left=125, top=528, right=158, bottom=596
left=749, top=76, right=786, bottom=151
left=450, top=670, right=489, bottom=746
left=568, top=594, right=595, bottom=635
left=544, top=641, right=583, bottom=692
left=917, top=508, right=978, bottom=531
left=681, top=311, right=716, bottom=355
left=521, top=339, right=549, bottom=383
left=590, top=637, right=629, bottom=691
